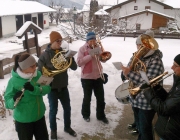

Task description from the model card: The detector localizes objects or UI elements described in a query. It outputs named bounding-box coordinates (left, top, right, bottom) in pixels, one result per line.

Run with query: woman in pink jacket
left=76, top=32, right=108, bottom=124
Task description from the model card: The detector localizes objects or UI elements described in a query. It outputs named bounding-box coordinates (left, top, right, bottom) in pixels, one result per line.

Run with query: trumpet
left=129, top=71, right=173, bottom=96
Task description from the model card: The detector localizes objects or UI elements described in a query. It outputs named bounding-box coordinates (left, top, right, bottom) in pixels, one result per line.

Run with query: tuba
left=96, top=35, right=112, bottom=63
left=128, top=34, right=159, bottom=96
left=42, top=50, right=72, bottom=77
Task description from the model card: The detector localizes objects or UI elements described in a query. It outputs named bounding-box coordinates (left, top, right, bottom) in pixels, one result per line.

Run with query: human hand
left=24, top=82, right=34, bottom=91
left=121, top=66, right=130, bottom=77
left=13, top=91, right=23, bottom=102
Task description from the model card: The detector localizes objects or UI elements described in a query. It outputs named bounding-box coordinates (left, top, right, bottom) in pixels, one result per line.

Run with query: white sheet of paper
left=113, top=62, right=123, bottom=70
left=88, top=47, right=102, bottom=56
left=37, top=75, right=54, bottom=85
left=139, top=71, right=150, bottom=85
left=64, top=50, right=77, bottom=58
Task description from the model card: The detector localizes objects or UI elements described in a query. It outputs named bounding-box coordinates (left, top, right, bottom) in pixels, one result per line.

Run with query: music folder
left=112, top=62, right=123, bottom=70
left=37, top=75, right=54, bottom=85
left=64, top=50, right=77, bottom=58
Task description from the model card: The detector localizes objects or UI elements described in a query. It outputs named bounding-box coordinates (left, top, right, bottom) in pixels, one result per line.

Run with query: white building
left=82, top=0, right=180, bottom=30
left=105, top=0, right=180, bottom=30
left=0, top=1, right=56, bottom=38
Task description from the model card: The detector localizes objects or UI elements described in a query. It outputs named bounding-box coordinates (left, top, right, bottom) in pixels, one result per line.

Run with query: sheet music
left=64, top=50, right=77, bottom=58
left=37, top=75, right=54, bottom=85
left=113, top=62, right=123, bottom=70
left=88, top=47, right=102, bottom=56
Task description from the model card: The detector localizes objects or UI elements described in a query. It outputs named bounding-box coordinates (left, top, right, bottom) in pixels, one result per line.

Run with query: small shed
left=16, top=21, right=42, bottom=57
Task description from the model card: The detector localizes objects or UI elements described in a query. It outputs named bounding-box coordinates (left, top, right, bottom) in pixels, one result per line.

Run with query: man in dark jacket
left=144, top=54, right=180, bottom=140
left=38, top=31, right=77, bottom=139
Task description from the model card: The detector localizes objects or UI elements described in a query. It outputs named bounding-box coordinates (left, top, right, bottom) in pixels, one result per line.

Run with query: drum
left=115, top=82, right=130, bottom=104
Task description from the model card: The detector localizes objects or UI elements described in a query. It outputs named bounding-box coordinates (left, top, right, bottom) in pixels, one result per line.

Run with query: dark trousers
left=48, top=87, right=71, bottom=131
left=81, top=78, right=106, bottom=120
left=15, top=116, right=48, bottom=140
left=133, top=107, right=155, bottom=140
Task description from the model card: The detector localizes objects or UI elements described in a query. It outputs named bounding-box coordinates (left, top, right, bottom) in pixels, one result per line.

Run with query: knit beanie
left=174, top=54, right=180, bottom=65
left=145, top=29, right=154, bottom=38
left=18, top=55, right=36, bottom=70
left=50, top=31, right=62, bottom=44
left=86, top=32, right=96, bottom=41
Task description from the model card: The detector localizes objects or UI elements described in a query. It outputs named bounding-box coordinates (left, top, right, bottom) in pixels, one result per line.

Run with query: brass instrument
left=129, top=72, right=173, bottom=95
left=128, top=34, right=159, bottom=96
left=42, top=51, right=72, bottom=77
left=96, top=35, right=112, bottom=63
left=14, top=74, right=34, bottom=108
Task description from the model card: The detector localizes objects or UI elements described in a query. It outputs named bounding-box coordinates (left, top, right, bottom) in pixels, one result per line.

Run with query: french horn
left=42, top=50, right=72, bottom=77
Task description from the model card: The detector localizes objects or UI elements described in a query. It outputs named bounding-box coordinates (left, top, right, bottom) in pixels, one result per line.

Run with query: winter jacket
left=144, top=75, right=180, bottom=140
left=127, top=49, right=164, bottom=110
left=77, top=43, right=102, bottom=79
left=4, top=70, right=51, bottom=123
left=38, top=44, right=77, bottom=90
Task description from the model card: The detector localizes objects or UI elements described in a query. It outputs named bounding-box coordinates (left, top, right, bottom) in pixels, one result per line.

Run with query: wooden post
left=0, top=60, right=4, bottom=79
left=24, top=33, right=29, bottom=53
left=34, top=30, right=40, bottom=57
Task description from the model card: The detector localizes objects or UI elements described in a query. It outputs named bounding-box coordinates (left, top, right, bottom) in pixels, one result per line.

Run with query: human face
left=87, top=39, right=97, bottom=48
left=22, top=63, right=36, bottom=74
left=171, top=62, right=180, bottom=76
left=51, top=39, right=62, bottom=50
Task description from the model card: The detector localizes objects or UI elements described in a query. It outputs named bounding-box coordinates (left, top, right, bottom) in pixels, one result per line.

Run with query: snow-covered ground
left=0, top=24, right=179, bottom=140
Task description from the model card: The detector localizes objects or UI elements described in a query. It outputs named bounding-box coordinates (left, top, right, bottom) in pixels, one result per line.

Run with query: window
left=112, top=19, right=117, bottom=24
left=136, top=24, right=141, bottom=30
left=134, top=6, right=138, bottom=10
left=145, top=6, right=151, bottom=10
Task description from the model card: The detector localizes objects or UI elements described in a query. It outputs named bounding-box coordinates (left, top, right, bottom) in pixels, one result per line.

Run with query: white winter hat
left=144, top=29, right=154, bottom=37
left=136, top=35, right=142, bottom=45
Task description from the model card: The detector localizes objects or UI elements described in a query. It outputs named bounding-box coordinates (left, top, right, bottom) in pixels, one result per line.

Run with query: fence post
left=0, top=60, right=4, bottom=79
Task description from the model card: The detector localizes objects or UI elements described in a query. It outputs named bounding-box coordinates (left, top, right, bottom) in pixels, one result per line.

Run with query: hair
left=13, top=53, right=30, bottom=71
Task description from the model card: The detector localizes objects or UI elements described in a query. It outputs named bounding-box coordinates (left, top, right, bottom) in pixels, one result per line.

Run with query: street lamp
left=73, top=6, right=77, bottom=34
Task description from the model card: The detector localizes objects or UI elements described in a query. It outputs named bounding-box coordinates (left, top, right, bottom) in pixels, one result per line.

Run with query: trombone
left=91, top=44, right=105, bottom=82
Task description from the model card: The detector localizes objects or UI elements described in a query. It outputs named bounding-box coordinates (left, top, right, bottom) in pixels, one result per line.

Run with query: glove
left=102, top=73, right=108, bottom=84
left=24, top=82, right=34, bottom=91
left=13, top=91, right=23, bottom=102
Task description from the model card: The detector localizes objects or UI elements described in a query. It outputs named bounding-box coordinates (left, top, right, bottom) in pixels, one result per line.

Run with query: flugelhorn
left=96, top=35, right=112, bottom=63
left=129, top=71, right=173, bottom=96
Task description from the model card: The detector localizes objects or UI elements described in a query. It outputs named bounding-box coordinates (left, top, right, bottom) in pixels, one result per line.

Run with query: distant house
left=0, top=1, right=56, bottom=38
left=105, top=0, right=180, bottom=30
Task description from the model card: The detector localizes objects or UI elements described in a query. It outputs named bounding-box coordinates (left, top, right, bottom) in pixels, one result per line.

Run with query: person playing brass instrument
left=143, top=54, right=180, bottom=140
left=38, top=31, right=77, bottom=139
left=76, top=32, right=109, bottom=124
left=4, top=53, right=51, bottom=140
left=121, top=30, right=164, bottom=140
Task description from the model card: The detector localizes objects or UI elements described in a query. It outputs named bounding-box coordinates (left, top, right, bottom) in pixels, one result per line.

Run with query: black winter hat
left=174, top=54, right=180, bottom=65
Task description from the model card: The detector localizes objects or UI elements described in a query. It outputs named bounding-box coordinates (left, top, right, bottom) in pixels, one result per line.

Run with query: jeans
left=48, top=87, right=71, bottom=131
left=133, top=107, right=155, bottom=140
left=81, top=78, right=106, bottom=120
left=15, top=116, right=48, bottom=140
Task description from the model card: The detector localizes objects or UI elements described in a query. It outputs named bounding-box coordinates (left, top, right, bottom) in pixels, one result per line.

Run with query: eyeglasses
left=56, top=40, right=62, bottom=43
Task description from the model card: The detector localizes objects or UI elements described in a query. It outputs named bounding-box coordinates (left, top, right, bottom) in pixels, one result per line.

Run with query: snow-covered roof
left=84, top=0, right=127, bottom=6
left=94, top=9, right=109, bottom=15
left=157, top=0, right=180, bottom=8
left=119, top=9, right=175, bottom=20
left=0, top=1, right=56, bottom=17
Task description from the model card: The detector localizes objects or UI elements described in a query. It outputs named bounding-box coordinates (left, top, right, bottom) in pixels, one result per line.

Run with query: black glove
left=13, top=91, right=23, bottom=102
left=24, top=82, right=34, bottom=91
left=102, top=73, right=108, bottom=84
